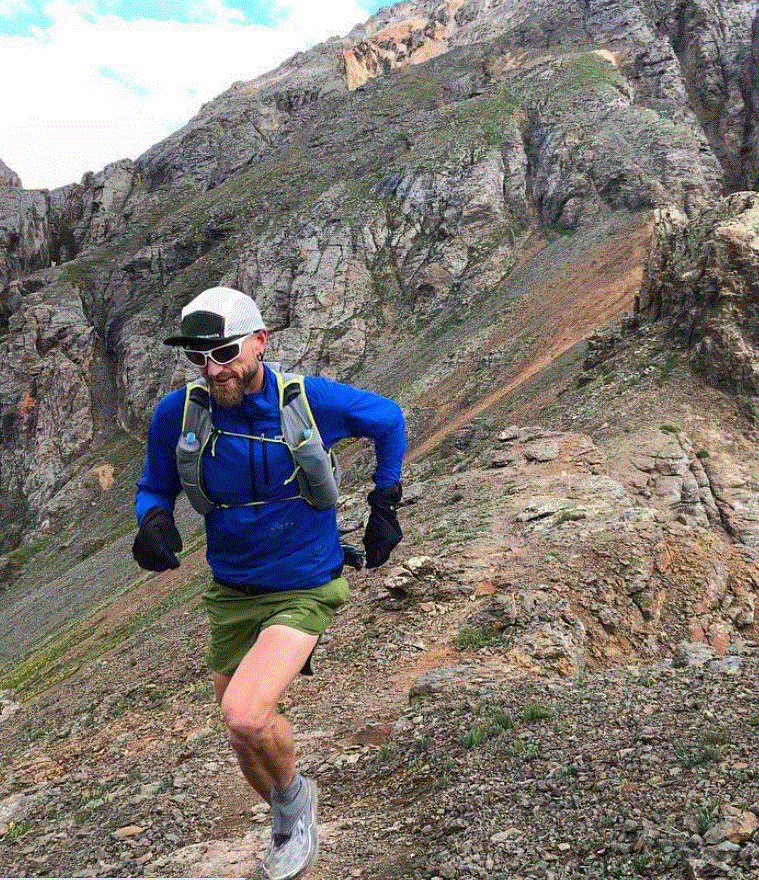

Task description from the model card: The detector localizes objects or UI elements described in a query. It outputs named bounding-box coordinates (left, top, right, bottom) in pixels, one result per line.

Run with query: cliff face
left=0, top=0, right=758, bottom=546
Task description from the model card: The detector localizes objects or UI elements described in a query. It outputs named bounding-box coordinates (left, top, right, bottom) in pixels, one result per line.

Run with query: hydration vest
left=175, top=371, right=342, bottom=515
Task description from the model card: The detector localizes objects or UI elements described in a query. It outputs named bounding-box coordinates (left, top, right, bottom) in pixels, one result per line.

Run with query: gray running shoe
left=263, top=777, right=318, bottom=880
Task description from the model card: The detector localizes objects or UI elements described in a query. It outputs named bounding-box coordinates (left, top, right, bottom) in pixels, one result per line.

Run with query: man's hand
left=363, top=483, right=402, bottom=569
left=132, top=507, right=183, bottom=571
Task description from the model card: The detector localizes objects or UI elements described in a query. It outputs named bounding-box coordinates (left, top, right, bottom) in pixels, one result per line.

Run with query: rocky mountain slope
left=2, top=360, right=759, bottom=878
left=2, top=0, right=759, bottom=877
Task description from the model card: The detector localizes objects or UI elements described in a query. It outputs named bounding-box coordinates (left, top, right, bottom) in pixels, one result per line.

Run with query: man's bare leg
left=213, top=672, right=274, bottom=800
left=213, top=625, right=318, bottom=801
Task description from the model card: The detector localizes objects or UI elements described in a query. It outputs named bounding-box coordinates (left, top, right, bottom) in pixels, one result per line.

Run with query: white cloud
left=190, top=0, right=245, bottom=25
left=272, top=0, right=372, bottom=36
left=0, top=0, right=32, bottom=16
left=0, top=0, right=369, bottom=189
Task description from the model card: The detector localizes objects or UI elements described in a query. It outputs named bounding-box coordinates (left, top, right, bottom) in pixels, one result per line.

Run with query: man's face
left=202, top=330, right=268, bottom=406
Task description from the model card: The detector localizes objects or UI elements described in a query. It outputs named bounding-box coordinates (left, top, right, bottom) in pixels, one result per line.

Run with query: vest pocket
left=291, top=431, right=339, bottom=509
left=176, top=436, right=214, bottom=514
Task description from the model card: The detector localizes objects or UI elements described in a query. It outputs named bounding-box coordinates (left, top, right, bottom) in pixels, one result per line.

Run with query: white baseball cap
left=164, top=287, right=266, bottom=348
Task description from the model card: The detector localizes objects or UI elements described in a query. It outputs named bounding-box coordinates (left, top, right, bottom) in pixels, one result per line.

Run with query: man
left=132, top=286, right=406, bottom=880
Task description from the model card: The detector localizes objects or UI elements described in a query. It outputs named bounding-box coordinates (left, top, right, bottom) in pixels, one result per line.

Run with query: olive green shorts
left=202, top=576, right=349, bottom=677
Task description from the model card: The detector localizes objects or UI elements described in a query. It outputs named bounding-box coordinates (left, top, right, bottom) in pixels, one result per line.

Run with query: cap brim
left=163, top=334, right=243, bottom=348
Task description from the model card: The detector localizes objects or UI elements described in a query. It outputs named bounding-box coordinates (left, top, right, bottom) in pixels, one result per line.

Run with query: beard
left=207, top=362, right=259, bottom=407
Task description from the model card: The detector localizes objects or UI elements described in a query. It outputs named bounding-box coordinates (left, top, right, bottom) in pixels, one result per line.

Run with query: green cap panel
left=180, top=310, right=225, bottom=340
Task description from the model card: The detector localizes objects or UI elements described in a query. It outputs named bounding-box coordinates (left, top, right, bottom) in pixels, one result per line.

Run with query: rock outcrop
left=0, top=160, right=21, bottom=189
left=636, top=194, right=759, bottom=409
left=0, top=189, right=51, bottom=310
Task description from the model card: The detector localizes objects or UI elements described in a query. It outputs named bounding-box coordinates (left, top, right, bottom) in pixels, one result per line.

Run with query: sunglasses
left=183, top=334, right=251, bottom=367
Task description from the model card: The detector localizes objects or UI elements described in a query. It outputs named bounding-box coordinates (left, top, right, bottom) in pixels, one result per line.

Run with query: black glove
left=363, top=483, right=402, bottom=569
left=132, top=506, right=182, bottom=571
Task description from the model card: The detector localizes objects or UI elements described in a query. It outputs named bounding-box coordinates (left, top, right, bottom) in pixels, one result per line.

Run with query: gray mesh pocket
left=176, top=435, right=214, bottom=515
left=291, top=430, right=339, bottom=509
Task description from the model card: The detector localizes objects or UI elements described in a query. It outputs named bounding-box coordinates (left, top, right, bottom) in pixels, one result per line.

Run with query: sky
left=0, top=0, right=386, bottom=190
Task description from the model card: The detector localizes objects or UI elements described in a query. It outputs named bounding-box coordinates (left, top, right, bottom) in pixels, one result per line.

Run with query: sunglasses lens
left=182, top=336, right=247, bottom=367
left=209, top=342, right=241, bottom=364
left=183, top=349, right=207, bottom=366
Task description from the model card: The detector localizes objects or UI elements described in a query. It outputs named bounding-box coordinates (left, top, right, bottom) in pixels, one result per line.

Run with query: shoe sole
left=297, top=777, right=318, bottom=879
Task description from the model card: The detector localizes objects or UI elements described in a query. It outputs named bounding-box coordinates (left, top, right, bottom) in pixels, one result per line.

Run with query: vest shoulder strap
left=275, top=372, right=323, bottom=448
left=177, top=377, right=215, bottom=515
left=182, top=377, right=211, bottom=428
left=274, top=371, right=341, bottom=509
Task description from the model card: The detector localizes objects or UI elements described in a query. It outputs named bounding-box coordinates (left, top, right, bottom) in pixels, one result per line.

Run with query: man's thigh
left=218, top=625, right=319, bottom=714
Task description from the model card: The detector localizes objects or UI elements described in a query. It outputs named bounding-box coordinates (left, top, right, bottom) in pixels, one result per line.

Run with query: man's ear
left=255, top=328, right=268, bottom=360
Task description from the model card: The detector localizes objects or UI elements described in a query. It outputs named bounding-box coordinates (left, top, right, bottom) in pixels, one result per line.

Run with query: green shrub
left=703, top=728, right=729, bottom=746
left=373, top=742, right=398, bottom=768
left=675, top=742, right=722, bottom=769
left=512, top=737, right=538, bottom=760
left=463, top=721, right=502, bottom=749
left=657, top=353, right=679, bottom=385
left=521, top=703, right=553, bottom=723
left=7, top=821, right=30, bottom=837
left=462, top=704, right=516, bottom=748
left=492, top=708, right=516, bottom=730
left=697, top=808, right=717, bottom=836
left=454, top=626, right=497, bottom=651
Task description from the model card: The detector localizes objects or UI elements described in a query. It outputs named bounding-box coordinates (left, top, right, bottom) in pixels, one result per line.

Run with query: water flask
left=178, top=431, right=200, bottom=453
left=291, top=425, right=338, bottom=507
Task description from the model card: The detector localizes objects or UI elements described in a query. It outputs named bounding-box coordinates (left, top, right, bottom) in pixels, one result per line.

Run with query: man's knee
left=221, top=694, right=277, bottom=744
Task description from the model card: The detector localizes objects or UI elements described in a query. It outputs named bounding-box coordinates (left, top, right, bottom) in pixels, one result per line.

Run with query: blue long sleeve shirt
left=135, top=364, right=406, bottom=590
